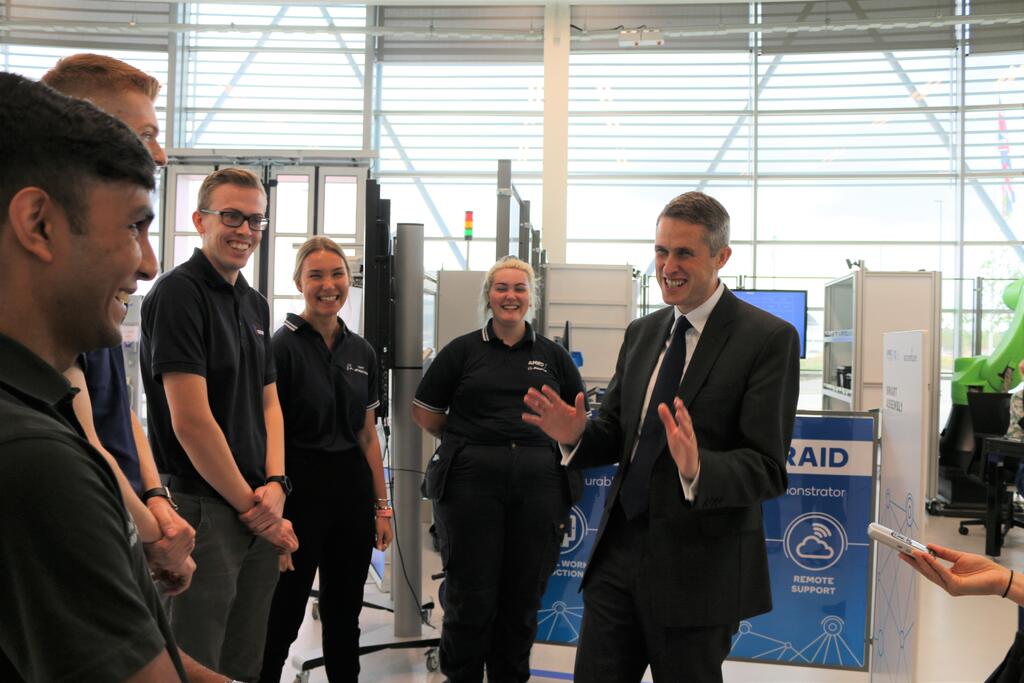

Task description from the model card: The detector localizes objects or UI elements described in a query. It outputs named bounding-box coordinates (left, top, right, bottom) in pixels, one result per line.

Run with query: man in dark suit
left=523, top=191, right=800, bottom=682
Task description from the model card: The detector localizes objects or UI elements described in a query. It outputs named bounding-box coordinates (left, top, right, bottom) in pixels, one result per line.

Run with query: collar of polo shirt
left=0, top=334, right=74, bottom=407
left=481, top=318, right=536, bottom=345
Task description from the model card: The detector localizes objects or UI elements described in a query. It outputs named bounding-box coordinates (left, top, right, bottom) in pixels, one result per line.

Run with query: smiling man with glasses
left=198, top=208, right=270, bottom=232
left=140, top=167, right=298, bottom=682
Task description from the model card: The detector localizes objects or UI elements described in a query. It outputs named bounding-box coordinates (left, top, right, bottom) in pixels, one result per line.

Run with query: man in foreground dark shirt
left=0, top=73, right=226, bottom=683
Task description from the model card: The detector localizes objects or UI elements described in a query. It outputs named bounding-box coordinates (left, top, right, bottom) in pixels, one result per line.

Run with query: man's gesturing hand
left=522, top=385, right=587, bottom=446
left=658, top=397, right=699, bottom=480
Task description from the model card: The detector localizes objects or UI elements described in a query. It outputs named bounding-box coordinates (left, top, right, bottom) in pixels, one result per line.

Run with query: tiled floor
left=277, top=513, right=1024, bottom=683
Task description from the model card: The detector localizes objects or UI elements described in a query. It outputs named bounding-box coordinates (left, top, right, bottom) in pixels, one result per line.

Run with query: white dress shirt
left=560, top=281, right=726, bottom=502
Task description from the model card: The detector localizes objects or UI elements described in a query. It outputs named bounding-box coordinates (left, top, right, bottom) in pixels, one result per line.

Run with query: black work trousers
left=259, top=450, right=375, bottom=683
left=574, top=501, right=736, bottom=683
left=434, top=442, right=568, bottom=683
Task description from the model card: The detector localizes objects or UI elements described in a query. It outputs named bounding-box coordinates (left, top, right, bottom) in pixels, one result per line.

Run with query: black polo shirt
left=414, top=320, right=585, bottom=444
left=273, top=313, right=379, bottom=456
left=141, top=248, right=275, bottom=489
left=0, top=334, right=185, bottom=682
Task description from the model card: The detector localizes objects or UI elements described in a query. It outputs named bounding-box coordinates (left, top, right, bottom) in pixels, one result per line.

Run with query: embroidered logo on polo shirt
left=527, top=360, right=549, bottom=373
left=127, top=517, right=138, bottom=547
left=346, top=363, right=369, bottom=376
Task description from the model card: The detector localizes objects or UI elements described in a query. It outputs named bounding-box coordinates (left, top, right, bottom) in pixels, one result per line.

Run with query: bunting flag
left=999, top=109, right=1016, bottom=219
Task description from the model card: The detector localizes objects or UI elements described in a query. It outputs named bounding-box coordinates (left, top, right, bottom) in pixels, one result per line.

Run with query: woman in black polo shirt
left=413, top=255, right=585, bottom=683
left=259, top=236, right=393, bottom=683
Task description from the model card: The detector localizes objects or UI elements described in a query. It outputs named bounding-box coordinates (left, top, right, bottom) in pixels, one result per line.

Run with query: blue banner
left=729, top=413, right=876, bottom=671
left=535, top=465, right=617, bottom=645
left=534, top=413, right=876, bottom=672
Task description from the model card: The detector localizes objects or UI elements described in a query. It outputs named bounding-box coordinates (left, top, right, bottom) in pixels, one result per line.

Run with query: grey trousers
left=170, top=493, right=280, bottom=683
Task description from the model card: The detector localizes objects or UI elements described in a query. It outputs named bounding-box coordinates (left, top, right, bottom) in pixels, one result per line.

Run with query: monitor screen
left=733, top=289, right=808, bottom=359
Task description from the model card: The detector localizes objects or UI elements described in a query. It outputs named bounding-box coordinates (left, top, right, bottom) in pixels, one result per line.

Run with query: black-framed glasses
left=199, top=208, right=269, bottom=232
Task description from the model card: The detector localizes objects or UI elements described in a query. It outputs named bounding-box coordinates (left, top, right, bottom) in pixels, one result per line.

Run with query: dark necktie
left=619, top=315, right=692, bottom=520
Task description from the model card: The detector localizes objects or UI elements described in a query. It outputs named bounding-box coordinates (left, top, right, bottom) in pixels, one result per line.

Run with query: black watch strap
left=141, top=486, right=178, bottom=510
left=266, top=475, right=292, bottom=496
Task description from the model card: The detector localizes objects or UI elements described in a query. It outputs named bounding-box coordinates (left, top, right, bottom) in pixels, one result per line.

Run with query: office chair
left=978, top=436, right=1024, bottom=555
left=958, top=391, right=1014, bottom=536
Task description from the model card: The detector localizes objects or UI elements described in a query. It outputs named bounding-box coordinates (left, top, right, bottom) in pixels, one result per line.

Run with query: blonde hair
left=480, top=255, right=537, bottom=318
left=42, top=53, right=161, bottom=101
left=293, top=236, right=350, bottom=287
left=197, top=168, right=266, bottom=211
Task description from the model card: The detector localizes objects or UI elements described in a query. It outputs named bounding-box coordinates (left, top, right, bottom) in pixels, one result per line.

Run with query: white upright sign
left=872, top=330, right=931, bottom=682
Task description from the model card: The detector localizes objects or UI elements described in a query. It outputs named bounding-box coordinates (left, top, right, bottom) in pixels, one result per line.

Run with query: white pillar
left=542, top=0, right=570, bottom=264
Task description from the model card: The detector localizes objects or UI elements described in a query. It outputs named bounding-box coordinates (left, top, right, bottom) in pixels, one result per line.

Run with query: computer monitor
left=732, top=289, right=808, bottom=359
left=967, top=391, right=1012, bottom=438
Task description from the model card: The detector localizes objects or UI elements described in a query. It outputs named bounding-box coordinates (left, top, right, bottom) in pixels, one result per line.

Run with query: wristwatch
left=266, top=475, right=293, bottom=496
left=141, top=486, right=178, bottom=511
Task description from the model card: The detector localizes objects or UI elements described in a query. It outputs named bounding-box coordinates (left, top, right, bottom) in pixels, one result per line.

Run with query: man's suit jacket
left=570, top=286, right=800, bottom=629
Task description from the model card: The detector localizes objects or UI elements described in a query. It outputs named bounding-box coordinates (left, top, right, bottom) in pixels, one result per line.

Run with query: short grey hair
left=657, top=191, right=730, bottom=255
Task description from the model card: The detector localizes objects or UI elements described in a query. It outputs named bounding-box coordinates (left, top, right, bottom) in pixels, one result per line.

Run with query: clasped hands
left=143, top=496, right=196, bottom=596
left=238, top=483, right=298, bottom=557
left=521, top=385, right=700, bottom=479
left=144, top=483, right=299, bottom=591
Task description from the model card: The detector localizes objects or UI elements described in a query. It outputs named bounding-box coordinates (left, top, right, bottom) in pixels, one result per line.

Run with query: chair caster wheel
left=426, top=647, right=440, bottom=672
left=959, top=525, right=969, bottom=535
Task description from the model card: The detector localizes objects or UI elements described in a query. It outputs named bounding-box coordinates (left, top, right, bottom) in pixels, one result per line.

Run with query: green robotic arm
left=951, top=278, right=1024, bottom=405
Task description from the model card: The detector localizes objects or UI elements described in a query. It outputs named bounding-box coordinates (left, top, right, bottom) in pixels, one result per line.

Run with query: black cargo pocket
left=434, top=514, right=453, bottom=570
left=422, top=439, right=464, bottom=501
